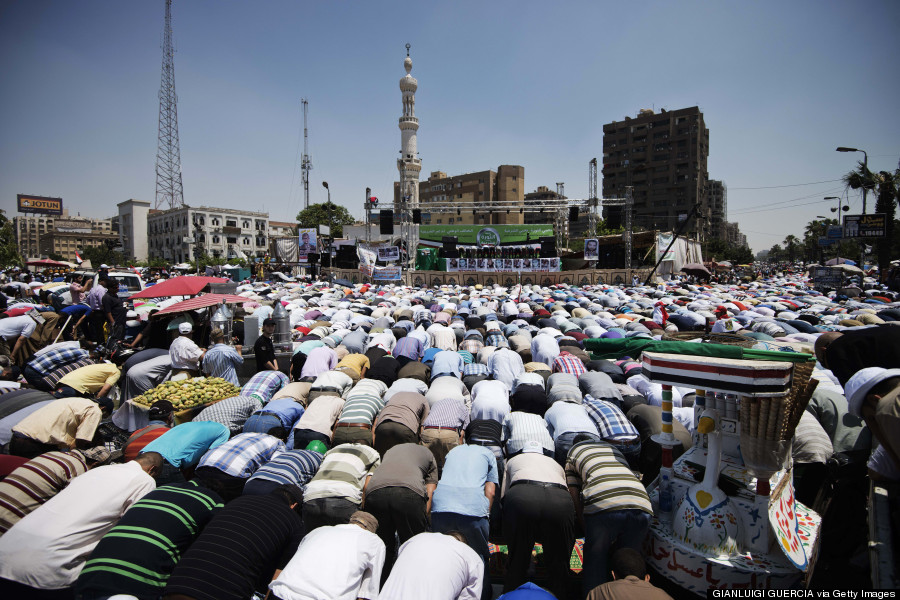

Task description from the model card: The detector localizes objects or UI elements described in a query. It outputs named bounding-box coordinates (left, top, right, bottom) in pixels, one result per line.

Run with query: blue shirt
left=255, top=397, right=305, bottom=429
left=431, top=444, right=498, bottom=518
left=141, top=421, right=230, bottom=468
left=497, top=583, right=557, bottom=600
left=59, top=304, right=92, bottom=318
left=202, top=344, right=243, bottom=386
left=431, top=350, right=464, bottom=380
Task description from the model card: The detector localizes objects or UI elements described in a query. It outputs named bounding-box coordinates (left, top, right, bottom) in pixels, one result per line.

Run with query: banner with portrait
left=584, top=238, right=599, bottom=261
left=298, top=228, right=318, bottom=262
left=446, top=257, right=559, bottom=272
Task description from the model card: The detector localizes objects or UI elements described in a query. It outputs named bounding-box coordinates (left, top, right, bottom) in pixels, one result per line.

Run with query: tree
left=0, top=210, right=22, bottom=268
left=47, top=252, right=65, bottom=262
left=80, top=241, right=123, bottom=268
left=873, top=170, right=899, bottom=278
left=769, top=244, right=784, bottom=263
left=296, top=202, right=355, bottom=238
left=783, top=235, right=799, bottom=263
left=843, top=160, right=878, bottom=201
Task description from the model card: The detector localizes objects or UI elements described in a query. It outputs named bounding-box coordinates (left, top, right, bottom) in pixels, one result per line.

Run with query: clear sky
left=1, top=0, right=898, bottom=252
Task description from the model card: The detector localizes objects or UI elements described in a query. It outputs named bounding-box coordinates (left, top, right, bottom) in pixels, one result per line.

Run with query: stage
left=322, top=267, right=653, bottom=288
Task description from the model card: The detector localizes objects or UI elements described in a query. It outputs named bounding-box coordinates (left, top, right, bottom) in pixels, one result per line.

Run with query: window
left=213, top=236, right=220, bottom=244
left=226, top=219, right=237, bottom=227
left=243, top=238, right=250, bottom=245
left=242, top=221, right=250, bottom=229
left=449, top=218, right=455, bottom=224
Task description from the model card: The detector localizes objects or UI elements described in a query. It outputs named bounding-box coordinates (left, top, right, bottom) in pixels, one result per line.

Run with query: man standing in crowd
left=169, top=322, right=205, bottom=378
left=202, top=328, right=243, bottom=384
left=100, top=278, right=128, bottom=343
left=254, top=318, right=278, bottom=372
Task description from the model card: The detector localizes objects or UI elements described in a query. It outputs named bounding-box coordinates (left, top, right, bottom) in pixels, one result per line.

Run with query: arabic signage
left=17, top=194, right=63, bottom=216
left=811, top=266, right=842, bottom=289
left=446, top=258, right=560, bottom=272
left=843, top=213, right=886, bottom=239
left=373, top=265, right=401, bottom=281
left=418, top=224, right=552, bottom=245
left=825, top=225, right=843, bottom=240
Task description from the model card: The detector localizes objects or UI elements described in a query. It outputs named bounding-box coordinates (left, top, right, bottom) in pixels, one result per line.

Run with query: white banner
left=377, top=246, right=400, bottom=262
left=657, top=233, right=675, bottom=262
left=447, top=257, right=559, bottom=272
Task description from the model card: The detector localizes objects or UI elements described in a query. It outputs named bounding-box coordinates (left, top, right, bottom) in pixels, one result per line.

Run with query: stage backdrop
left=418, top=224, right=553, bottom=246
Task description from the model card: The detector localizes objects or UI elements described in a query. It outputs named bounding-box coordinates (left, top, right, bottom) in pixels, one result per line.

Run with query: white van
left=94, top=271, right=145, bottom=298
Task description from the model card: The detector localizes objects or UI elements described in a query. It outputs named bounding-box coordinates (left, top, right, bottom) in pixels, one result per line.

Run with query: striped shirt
left=194, top=395, right=262, bottom=434
left=27, top=347, right=90, bottom=377
left=245, top=449, right=324, bottom=491
left=0, top=450, right=88, bottom=534
left=583, top=395, right=639, bottom=442
left=198, top=433, right=285, bottom=479
left=202, top=344, right=244, bottom=385
left=338, top=379, right=388, bottom=425
left=392, top=336, right=424, bottom=362
left=564, top=442, right=652, bottom=515
left=41, top=357, right=95, bottom=390
left=303, top=443, right=381, bottom=504
left=502, top=412, right=554, bottom=456
left=423, top=397, right=471, bottom=429
left=163, top=493, right=304, bottom=600
left=242, top=370, right=290, bottom=404
left=74, top=481, right=223, bottom=598
left=123, top=422, right=170, bottom=462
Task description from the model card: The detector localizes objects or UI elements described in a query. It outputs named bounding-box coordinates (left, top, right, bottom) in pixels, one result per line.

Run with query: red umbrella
left=26, top=258, right=71, bottom=268
left=153, top=294, right=250, bottom=316
left=130, top=276, right=229, bottom=299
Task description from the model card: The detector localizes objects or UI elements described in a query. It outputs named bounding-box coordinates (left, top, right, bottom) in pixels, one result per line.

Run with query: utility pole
left=154, top=0, right=184, bottom=210
left=301, top=99, right=312, bottom=210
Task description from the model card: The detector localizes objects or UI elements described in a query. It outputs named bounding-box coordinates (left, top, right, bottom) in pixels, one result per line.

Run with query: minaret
left=397, top=43, right=421, bottom=212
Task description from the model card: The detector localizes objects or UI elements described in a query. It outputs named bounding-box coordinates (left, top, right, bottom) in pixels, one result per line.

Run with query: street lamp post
left=836, top=147, right=869, bottom=214
left=322, top=181, right=333, bottom=281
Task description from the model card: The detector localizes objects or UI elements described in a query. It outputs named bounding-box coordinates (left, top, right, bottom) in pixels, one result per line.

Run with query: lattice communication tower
left=154, top=0, right=185, bottom=210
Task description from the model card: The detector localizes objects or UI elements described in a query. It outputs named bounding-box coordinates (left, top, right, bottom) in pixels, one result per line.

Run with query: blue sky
left=1, top=0, right=898, bottom=252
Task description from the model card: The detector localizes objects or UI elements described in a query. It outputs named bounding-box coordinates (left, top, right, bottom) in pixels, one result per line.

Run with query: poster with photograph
left=458, top=258, right=468, bottom=270
left=298, top=228, right=317, bottom=262
left=584, top=238, right=599, bottom=261
left=378, top=246, right=400, bottom=262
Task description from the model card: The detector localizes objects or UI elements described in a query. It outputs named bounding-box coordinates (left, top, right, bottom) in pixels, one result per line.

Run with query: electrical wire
left=728, top=179, right=842, bottom=190
left=729, top=186, right=845, bottom=215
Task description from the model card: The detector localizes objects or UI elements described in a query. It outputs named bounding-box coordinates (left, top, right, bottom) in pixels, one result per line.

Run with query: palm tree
left=783, top=235, right=799, bottom=263
left=843, top=160, right=878, bottom=200
left=873, top=170, right=898, bottom=278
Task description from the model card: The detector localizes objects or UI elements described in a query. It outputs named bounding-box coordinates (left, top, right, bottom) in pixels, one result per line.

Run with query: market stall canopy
left=130, top=276, right=229, bottom=299
left=152, top=293, right=250, bottom=316
left=825, top=257, right=856, bottom=266
left=26, top=258, right=71, bottom=268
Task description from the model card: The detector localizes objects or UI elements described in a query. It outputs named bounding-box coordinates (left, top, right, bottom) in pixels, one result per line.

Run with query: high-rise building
left=117, top=199, right=152, bottom=262
left=397, top=165, right=525, bottom=226
left=14, top=211, right=117, bottom=261
left=707, top=180, right=727, bottom=240
left=602, top=107, right=710, bottom=239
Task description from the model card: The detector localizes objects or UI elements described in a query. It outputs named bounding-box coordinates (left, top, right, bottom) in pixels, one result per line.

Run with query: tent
left=152, top=294, right=250, bottom=316
left=26, top=259, right=71, bottom=268
left=129, top=276, right=229, bottom=299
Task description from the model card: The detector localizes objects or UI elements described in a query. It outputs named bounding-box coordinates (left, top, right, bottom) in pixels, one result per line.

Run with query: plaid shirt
left=552, top=352, right=586, bottom=377
left=485, top=331, right=509, bottom=349
left=198, top=432, right=285, bottom=478
left=241, top=370, right=290, bottom=404
left=583, top=395, right=639, bottom=441
left=41, top=357, right=95, bottom=389
left=459, top=339, right=484, bottom=355
left=194, top=395, right=263, bottom=434
left=463, top=363, right=490, bottom=377
left=28, top=347, right=90, bottom=377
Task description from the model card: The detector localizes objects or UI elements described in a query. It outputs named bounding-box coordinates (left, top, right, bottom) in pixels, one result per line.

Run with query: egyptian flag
left=652, top=301, right=668, bottom=326
left=74, top=251, right=83, bottom=264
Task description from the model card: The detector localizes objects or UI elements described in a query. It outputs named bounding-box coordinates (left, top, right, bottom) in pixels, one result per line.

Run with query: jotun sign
left=17, top=194, right=64, bottom=216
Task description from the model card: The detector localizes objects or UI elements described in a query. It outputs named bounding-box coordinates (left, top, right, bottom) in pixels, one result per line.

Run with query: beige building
left=147, top=205, right=269, bottom=263
left=395, top=165, right=525, bottom=226
left=15, top=211, right=117, bottom=261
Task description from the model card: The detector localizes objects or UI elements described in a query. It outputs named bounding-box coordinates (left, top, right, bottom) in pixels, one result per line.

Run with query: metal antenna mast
left=154, top=0, right=184, bottom=210
left=301, top=99, right=312, bottom=209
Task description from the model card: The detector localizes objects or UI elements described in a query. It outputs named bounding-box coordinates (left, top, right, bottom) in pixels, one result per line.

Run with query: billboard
left=378, top=246, right=400, bottom=262
left=17, top=194, right=63, bottom=216
left=297, top=227, right=317, bottom=262
left=418, top=224, right=552, bottom=245
left=843, top=214, right=886, bottom=239
left=54, top=219, right=92, bottom=234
